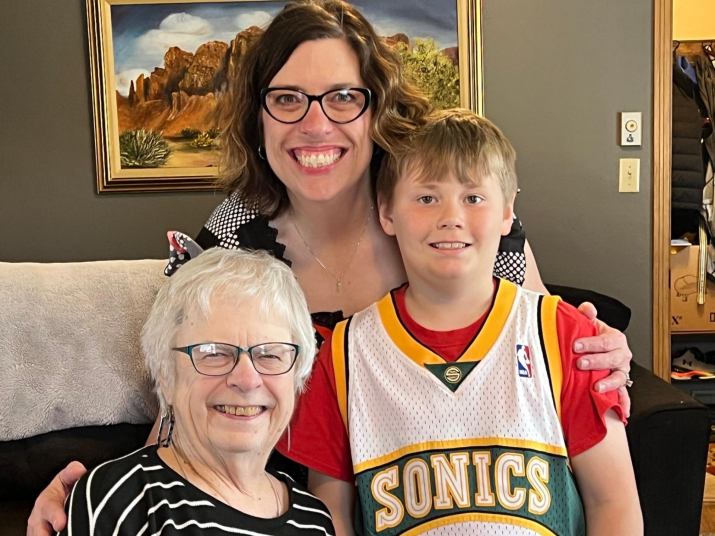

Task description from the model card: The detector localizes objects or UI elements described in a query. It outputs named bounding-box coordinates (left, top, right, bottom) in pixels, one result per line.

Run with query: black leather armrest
left=544, top=284, right=631, bottom=332
left=545, top=283, right=708, bottom=534
left=627, top=363, right=710, bottom=536
left=0, top=423, right=154, bottom=502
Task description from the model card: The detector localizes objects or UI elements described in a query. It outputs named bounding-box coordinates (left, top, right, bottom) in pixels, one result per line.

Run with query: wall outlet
left=619, top=158, right=640, bottom=192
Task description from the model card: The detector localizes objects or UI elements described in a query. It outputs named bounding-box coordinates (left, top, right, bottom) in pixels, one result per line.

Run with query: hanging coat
left=694, top=54, right=715, bottom=168
left=673, top=63, right=706, bottom=212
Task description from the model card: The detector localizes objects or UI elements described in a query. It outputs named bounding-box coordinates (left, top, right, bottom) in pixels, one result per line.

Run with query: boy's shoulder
left=511, top=285, right=597, bottom=348
left=514, top=285, right=596, bottom=333
left=546, top=299, right=598, bottom=367
left=333, top=308, right=376, bottom=339
left=339, top=281, right=587, bottom=337
left=336, top=286, right=400, bottom=333
left=553, top=298, right=598, bottom=339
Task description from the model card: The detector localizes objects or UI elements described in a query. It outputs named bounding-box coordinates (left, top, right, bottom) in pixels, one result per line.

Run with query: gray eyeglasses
left=172, top=342, right=300, bottom=377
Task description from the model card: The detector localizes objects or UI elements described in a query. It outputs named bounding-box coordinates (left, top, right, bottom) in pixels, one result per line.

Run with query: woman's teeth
left=432, top=242, right=468, bottom=249
left=294, top=150, right=342, bottom=168
left=215, top=405, right=263, bottom=416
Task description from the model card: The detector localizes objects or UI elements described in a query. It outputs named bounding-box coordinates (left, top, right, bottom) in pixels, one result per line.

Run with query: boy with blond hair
left=278, top=109, right=641, bottom=536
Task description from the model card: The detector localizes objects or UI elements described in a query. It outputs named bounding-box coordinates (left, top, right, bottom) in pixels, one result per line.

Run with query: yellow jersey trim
left=376, top=279, right=519, bottom=369
left=400, top=512, right=557, bottom=536
left=375, top=292, right=442, bottom=366
left=332, top=319, right=349, bottom=431
left=353, top=437, right=568, bottom=474
left=541, top=296, right=564, bottom=424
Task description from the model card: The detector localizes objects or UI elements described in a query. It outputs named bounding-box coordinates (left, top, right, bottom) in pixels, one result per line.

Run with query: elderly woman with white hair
left=59, top=248, right=334, bottom=536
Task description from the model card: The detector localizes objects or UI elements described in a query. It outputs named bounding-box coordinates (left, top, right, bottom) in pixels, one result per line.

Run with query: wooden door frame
left=653, top=0, right=672, bottom=381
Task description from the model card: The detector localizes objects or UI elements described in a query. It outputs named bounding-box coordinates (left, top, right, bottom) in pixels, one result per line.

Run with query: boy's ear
left=501, top=193, right=516, bottom=236
left=377, top=195, right=396, bottom=237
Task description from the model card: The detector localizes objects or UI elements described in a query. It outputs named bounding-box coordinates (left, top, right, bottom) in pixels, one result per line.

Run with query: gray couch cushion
left=0, top=260, right=165, bottom=440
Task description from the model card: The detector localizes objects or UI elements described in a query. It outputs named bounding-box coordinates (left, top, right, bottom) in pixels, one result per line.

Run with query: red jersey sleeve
left=557, top=301, right=626, bottom=457
left=275, top=334, right=355, bottom=482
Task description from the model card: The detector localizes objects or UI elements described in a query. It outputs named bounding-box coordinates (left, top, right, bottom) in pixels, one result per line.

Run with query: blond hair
left=377, top=108, right=517, bottom=205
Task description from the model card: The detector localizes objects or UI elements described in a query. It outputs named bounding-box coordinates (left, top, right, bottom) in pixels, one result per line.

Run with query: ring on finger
left=614, top=368, right=634, bottom=388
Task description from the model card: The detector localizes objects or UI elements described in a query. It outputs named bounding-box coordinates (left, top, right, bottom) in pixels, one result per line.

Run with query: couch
left=0, top=260, right=709, bottom=535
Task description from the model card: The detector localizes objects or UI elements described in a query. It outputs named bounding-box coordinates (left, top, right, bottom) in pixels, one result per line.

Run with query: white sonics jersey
left=331, top=280, right=585, bottom=536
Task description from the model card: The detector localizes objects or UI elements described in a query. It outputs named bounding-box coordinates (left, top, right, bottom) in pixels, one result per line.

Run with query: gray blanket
left=0, top=259, right=164, bottom=440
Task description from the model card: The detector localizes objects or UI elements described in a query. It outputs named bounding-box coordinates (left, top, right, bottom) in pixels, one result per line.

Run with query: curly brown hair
left=218, top=0, right=431, bottom=218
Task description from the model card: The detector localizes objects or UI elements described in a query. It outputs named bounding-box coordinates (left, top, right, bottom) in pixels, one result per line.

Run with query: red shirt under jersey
left=276, top=285, right=624, bottom=483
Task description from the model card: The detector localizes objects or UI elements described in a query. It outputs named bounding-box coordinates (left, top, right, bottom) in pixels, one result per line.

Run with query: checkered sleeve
left=203, top=191, right=260, bottom=250
left=493, top=215, right=527, bottom=286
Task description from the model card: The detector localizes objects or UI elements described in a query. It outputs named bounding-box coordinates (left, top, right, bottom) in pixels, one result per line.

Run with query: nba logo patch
left=516, top=345, right=532, bottom=378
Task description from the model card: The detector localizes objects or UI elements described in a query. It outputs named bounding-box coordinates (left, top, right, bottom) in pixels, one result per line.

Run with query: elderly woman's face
left=262, top=37, right=373, bottom=203
left=164, top=297, right=296, bottom=458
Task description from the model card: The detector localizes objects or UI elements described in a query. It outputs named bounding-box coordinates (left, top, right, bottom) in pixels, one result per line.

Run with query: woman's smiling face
left=164, top=296, right=297, bottom=460
left=262, top=38, right=374, bottom=203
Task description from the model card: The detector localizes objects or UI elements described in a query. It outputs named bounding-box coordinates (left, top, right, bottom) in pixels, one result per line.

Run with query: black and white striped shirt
left=60, top=445, right=335, bottom=536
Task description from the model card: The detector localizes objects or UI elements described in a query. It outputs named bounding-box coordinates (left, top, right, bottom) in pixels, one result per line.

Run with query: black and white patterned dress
left=60, top=445, right=335, bottom=536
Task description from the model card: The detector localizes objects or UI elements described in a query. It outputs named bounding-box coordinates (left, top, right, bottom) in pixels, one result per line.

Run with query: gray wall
left=483, top=0, right=653, bottom=367
left=1, top=0, right=654, bottom=366
left=0, top=0, right=222, bottom=263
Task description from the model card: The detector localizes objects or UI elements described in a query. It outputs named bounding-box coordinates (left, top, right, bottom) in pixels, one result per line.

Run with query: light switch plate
left=621, top=112, right=642, bottom=146
left=619, top=158, right=640, bottom=192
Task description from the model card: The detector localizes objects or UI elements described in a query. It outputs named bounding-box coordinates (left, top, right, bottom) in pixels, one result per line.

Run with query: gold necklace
left=168, top=444, right=281, bottom=517
left=293, top=206, right=373, bottom=292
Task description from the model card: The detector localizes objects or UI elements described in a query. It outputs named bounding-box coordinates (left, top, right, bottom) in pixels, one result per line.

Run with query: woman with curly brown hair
left=29, top=2, right=633, bottom=535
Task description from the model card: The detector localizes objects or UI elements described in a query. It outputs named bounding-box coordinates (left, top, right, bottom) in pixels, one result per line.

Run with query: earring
left=258, top=145, right=267, bottom=160
left=157, top=406, right=175, bottom=447
left=287, top=424, right=291, bottom=452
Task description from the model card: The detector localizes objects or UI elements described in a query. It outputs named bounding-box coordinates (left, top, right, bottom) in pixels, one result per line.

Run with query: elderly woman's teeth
left=295, top=150, right=342, bottom=168
left=216, top=405, right=262, bottom=416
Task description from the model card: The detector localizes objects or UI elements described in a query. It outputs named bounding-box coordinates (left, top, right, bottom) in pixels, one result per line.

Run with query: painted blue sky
left=111, top=1, right=458, bottom=96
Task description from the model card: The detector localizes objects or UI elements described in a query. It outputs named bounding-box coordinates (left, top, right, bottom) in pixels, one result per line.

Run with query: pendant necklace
left=293, top=206, right=373, bottom=292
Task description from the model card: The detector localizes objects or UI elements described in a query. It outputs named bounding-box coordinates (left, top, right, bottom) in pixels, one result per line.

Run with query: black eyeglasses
left=260, top=87, right=372, bottom=124
left=172, top=342, right=300, bottom=377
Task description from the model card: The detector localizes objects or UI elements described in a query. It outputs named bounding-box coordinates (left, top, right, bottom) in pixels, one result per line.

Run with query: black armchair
left=547, top=283, right=710, bottom=536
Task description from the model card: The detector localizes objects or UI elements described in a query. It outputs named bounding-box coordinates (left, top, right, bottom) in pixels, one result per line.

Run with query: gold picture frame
left=87, top=0, right=483, bottom=194
left=652, top=0, right=672, bottom=380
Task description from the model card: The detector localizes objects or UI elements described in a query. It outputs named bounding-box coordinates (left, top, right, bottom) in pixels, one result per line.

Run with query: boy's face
left=379, top=169, right=515, bottom=286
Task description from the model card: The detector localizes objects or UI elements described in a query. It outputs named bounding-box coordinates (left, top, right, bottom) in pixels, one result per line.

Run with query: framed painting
left=86, top=0, right=483, bottom=193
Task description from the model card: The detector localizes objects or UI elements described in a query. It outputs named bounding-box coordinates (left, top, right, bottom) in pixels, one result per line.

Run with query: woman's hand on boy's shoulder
left=573, top=301, right=632, bottom=418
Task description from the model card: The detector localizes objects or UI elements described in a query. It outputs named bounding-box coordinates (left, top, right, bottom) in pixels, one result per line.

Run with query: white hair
left=141, top=248, right=316, bottom=413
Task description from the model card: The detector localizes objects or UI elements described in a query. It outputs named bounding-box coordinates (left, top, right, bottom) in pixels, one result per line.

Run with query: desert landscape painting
left=90, top=0, right=475, bottom=191
left=112, top=3, right=278, bottom=170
